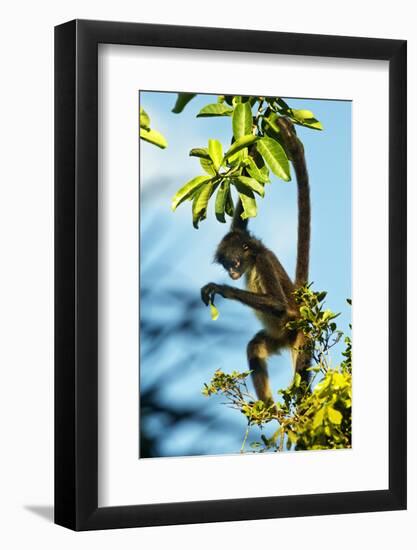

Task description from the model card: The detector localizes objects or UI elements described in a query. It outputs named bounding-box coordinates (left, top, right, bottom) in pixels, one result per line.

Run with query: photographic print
left=55, top=21, right=406, bottom=530
left=139, top=92, right=351, bottom=459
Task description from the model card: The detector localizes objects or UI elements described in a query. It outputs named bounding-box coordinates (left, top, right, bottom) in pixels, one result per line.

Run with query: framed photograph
left=55, top=20, right=407, bottom=530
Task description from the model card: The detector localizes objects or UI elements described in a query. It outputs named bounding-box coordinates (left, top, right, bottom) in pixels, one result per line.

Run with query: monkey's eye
left=242, top=243, right=249, bottom=251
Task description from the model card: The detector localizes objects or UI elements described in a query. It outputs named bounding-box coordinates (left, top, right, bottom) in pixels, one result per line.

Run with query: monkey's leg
left=247, top=330, right=281, bottom=406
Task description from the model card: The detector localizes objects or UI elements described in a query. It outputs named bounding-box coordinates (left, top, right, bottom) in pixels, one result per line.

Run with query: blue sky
left=139, top=92, right=351, bottom=458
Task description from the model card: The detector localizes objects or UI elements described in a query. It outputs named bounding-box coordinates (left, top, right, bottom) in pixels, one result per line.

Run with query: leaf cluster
left=202, top=287, right=352, bottom=453
left=140, top=106, right=168, bottom=149
left=286, top=284, right=342, bottom=372
left=294, top=368, right=352, bottom=450
left=171, top=94, right=323, bottom=227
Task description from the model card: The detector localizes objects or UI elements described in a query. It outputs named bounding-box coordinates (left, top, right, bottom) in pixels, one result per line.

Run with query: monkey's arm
left=201, top=254, right=289, bottom=317
left=201, top=284, right=285, bottom=316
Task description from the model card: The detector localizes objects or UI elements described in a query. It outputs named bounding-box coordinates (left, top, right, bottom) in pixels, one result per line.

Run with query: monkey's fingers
left=201, top=283, right=218, bottom=306
left=201, top=285, right=211, bottom=306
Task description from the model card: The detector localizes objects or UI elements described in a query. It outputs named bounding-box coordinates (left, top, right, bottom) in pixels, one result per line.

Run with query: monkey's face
left=215, top=231, right=253, bottom=280
left=223, top=256, right=246, bottom=280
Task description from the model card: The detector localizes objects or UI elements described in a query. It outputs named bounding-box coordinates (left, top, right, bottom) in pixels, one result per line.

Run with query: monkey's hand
left=201, top=283, right=224, bottom=306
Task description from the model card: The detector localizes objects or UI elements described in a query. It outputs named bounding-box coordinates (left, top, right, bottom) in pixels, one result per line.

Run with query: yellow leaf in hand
left=210, top=301, right=219, bottom=321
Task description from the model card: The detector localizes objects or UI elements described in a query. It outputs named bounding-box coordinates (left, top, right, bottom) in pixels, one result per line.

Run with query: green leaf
left=140, top=127, right=168, bottom=149
left=208, top=139, right=223, bottom=171
left=209, top=301, right=219, bottom=320
left=171, top=175, right=211, bottom=211
left=189, top=147, right=216, bottom=175
left=296, top=118, right=323, bottom=130
left=235, top=176, right=265, bottom=197
left=245, top=155, right=270, bottom=183
left=238, top=193, right=257, bottom=220
left=287, top=430, right=297, bottom=445
left=192, top=181, right=216, bottom=228
left=226, top=149, right=245, bottom=168
left=200, top=157, right=216, bottom=176
left=276, top=97, right=290, bottom=112
left=189, top=148, right=211, bottom=160
left=139, top=107, right=150, bottom=130
left=223, top=135, right=258, bottom=161
left=327, top=406, right=342, bottom=425
left=233, top=180, right=257, bottom=220
left=291, top=109, right=314, bottom=120
left=225, top=186, right=234, bottom=217
left=197, top=103, right=233, bottom=117
left=293, top=372, right=301, bottom=387
left=312, top=407, right=325, bottom=429
left=215, top=180, right=229, bottom=223
left=290, top=109, right=324, bottom=130
left=316, top=291, right=327, bottom=303
left=322, top=309, right=340, bottom=321
left=232, top=101, right=253, bottom=140
left=262, top=113, right=281, bottom=136
left=172, top=93, right=197, bottom=113
left=256, top=137, right=290, bottom=181
left=331, top=372, right=346, bottom=389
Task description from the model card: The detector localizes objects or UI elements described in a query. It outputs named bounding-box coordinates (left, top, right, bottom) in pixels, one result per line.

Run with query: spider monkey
left=201, top=117, right=311, bottom=406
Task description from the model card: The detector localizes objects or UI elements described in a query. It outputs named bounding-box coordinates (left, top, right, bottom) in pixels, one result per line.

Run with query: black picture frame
left=55, top=19, right=407, bottom=531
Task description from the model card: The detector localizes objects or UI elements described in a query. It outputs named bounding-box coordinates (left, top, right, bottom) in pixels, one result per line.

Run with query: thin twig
left=240, top=424, right=250, bottom=453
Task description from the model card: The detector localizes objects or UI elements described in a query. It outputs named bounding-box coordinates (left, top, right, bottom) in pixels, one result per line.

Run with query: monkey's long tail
left=276, top=118, right=311, bottom=287
left=292, top=146, right=310, bottom=287
left=230, top=199, right=248, bottom=232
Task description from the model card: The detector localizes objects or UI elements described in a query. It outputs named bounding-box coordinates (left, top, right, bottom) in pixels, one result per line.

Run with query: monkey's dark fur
left=201, top=117, right=311, bottom=406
